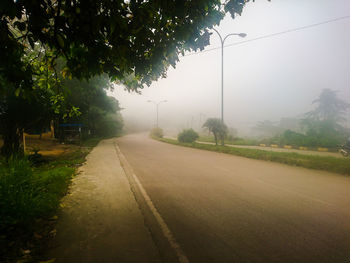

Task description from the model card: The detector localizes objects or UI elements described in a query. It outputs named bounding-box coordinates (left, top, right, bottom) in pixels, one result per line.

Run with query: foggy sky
left=109, top=0, right=350, bottom=135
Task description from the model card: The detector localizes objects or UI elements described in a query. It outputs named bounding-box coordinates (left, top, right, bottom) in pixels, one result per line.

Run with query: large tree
left=306, top=89, right=349, bottom=123
left=1, top=0, right=251, bottom=91
left=1, top=0, right=253, bottom=156
left=301, top=89, right=350, bottom=146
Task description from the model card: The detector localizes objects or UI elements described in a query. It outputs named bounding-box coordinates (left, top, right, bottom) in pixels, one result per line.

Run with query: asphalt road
left=117, top=134, right=350, bottom=263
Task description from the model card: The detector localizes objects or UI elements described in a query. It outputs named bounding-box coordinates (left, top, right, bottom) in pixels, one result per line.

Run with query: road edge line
left=114, top=142, right=190, bottom=263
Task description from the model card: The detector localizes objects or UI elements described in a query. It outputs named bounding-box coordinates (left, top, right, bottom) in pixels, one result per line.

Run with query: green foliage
left=266, top=129, right=346, bottom=148
left=94, top=113, right=124, bottom=138
left=255, top=90, right=350, bottom=149
left=1, top=1, right=251, bottom=90
left=0, top=138, right=100, bottom=262
left=296, top=89, right=350, bottom=148
left=150, top=127, right=164, bottom=138
left=60, top=76, right=123, bottom=138
left=199, top=135, right=258, bottom=146
left=0, top=158, right=73, bottom=232
left=203, top=118, right=228, bottom=145
left=178, top=129, right=199, bottom=143
left=157, top=138, right=350, bottom=175
left=0, top=51, right=76, bottom=157
left=1, top=0, right=253, bottom=156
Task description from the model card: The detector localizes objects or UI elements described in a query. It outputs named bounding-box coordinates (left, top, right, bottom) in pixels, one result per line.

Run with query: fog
left=109, top=0, right=350, bottom=136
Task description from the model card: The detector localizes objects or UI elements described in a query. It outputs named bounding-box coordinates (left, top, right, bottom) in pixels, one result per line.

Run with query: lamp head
left=238, top=33, right=247, bottom=38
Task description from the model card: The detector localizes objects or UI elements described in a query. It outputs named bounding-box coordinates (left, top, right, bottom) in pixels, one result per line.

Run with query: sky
left=109, top=0, right=350, bottom=136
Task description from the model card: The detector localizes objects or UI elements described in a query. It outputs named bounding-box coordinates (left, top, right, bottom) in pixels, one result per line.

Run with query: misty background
left=109, top=0, right=350, bottom=137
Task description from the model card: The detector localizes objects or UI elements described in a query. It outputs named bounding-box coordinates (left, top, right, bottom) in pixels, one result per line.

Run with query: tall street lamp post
left=147, top=100, right=167, bottom=127
left=212, top=28, right=246, bottom=123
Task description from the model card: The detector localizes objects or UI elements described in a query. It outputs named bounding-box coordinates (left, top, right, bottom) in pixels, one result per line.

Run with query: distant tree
left=58, top=76, right=123, bottom=138
left=301, top=89, right=350, bottom=147
left=202, top=118, right=227, bottom=145
left=306, top=89, right=349, bottom=123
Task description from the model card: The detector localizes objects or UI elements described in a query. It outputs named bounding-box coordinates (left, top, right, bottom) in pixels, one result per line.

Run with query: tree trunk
left=1, top=124, right=24, bottom=158
left=214, top=132, right=218, bottom=146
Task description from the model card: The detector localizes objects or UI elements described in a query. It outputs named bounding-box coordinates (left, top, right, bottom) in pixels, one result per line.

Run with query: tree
left=301, top=89, right=350, bottom=147
left=306, top=89, right=349, bottom=123
left=1, top=0, right=253, bottom=156
left=1, top=0, right=251, bottom=91
left=203, top=118, right=227, bottom=145
left=60, top=76, right=123, bottom=138
left=0, top=50, right=81, bottom=157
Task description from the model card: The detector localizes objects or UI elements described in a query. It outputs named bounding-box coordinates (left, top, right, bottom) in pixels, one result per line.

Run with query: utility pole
left=147, top=100, right=167, bottom=127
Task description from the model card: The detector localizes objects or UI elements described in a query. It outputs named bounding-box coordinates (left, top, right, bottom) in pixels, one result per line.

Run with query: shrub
left=178, top=129, right=199, bottom=143
left=150, top=127, right=164, bottom=138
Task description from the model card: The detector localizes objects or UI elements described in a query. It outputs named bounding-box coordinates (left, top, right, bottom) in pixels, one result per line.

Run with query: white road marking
left=115, top=142, right=190, bottom=263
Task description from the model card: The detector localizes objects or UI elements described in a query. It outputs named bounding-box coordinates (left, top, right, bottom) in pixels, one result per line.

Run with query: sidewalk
left=49, top=138, right=161, bottom=263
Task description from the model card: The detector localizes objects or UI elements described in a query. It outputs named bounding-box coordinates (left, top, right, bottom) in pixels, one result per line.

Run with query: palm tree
left=202, top=118, right=228, bottom=145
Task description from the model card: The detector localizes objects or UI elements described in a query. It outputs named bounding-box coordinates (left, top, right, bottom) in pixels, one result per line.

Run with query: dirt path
left=48, top=138, right=161, bottom=263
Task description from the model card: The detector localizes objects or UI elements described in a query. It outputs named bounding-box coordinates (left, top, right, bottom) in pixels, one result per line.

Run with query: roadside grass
left=157, top=138, right=350, bottom=175
left=0, top=136, right=103, bottom=263
left=198, top=135, right=259, bottom=146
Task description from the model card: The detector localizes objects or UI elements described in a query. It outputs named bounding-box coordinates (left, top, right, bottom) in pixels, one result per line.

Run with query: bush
left=178, top=129, right=199, bottom=143
left=150, top=127, right=164, bottom=138
left=262, top=129, right=346, bottom=148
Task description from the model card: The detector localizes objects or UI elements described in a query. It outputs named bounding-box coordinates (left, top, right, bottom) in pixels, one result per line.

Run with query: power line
left=184, top=15, right=350, bottom=57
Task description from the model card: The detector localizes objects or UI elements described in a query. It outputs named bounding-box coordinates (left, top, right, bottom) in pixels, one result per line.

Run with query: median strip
left=155, top=137, right=350, bottom=175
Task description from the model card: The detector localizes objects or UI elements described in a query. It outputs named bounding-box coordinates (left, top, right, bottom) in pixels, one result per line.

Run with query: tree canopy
left=0, top=0, right=255, bottom=156
left=1, top=0, right=252, bottom=91
left=307, top=89, right=349, bottom=123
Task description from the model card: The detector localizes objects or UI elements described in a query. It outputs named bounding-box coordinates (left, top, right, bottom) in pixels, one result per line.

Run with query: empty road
left=117, top=133, right=350, bottom=263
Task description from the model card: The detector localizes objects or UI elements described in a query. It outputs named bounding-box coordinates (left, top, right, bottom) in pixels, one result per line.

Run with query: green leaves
left=1, top=0, right=253, bottom=92
left=13, top=21, right=26, bottom=31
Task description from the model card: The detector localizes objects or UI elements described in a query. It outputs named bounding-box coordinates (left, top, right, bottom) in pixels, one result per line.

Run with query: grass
left=157, top=137, right=350, bottom=175
left=0, top=136, right=103, bottom=263
left=198, top=135, right=259, bottom=146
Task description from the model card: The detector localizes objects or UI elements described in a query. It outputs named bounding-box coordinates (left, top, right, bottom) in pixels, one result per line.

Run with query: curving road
left=117, top=133, right=350, bottom=263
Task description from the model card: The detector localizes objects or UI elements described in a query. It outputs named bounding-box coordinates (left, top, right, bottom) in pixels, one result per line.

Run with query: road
left=117, top=133, right=350, bottom=263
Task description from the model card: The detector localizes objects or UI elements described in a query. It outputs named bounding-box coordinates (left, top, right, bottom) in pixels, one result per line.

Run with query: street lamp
left=147, top=100, right=167, bottom=127
left=212, top=28, right=246, bottom=123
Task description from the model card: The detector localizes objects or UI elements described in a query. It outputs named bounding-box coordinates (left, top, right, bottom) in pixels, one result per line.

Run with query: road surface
left=118, top=133, right=350, bottom=263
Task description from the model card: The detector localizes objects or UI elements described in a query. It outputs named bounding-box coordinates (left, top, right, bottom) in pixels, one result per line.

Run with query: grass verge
left=157, top=137, right=350, bottom=175
left=0, top=136, right=103, bottom=263
left=198, top=135, right=259, bottom=146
